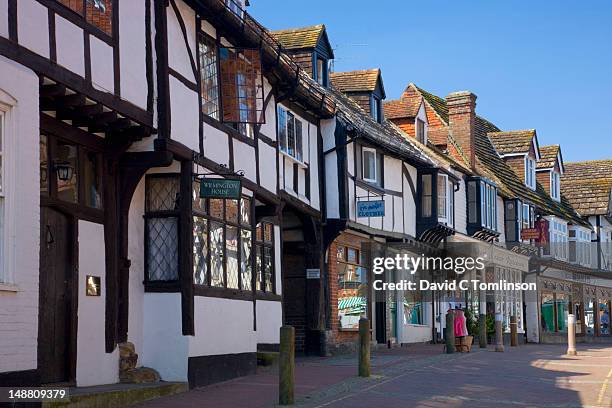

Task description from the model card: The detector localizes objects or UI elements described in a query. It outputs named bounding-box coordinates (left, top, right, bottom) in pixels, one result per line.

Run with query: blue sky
left=250, top=1, right=612, bottom=162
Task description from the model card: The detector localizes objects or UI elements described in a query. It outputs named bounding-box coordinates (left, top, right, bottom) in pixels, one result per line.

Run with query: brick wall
left=0, top=62, right=40, bottom=374
left=506, top=156, right=526, bottom=183
left=288, top=51, right=314, bottom=77
left=446, top=91, right=477, bottom=170
left=537, top=170, right=551, bottom=195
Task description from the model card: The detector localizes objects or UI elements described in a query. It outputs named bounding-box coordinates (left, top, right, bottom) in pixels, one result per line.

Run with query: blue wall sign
left=357, top=200, right=385, bottom=217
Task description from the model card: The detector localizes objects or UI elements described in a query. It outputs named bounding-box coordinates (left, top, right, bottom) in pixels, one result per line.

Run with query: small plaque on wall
left=86, top=275, right=101, bottom=296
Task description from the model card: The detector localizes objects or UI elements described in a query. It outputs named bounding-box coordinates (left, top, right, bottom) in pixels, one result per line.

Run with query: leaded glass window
left=191, top=181, right=263, bottom=292
left=145, top=175, right=180, bottom=282
left=255, top=222, right=274, bottom=293
left=198, top=33, right=220, bottom=120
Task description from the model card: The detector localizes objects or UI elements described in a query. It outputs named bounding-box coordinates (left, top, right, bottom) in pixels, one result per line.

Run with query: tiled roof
left=269, top=24, right=326, bottom=50
left=325, top=86, right=434, bottom=167
left=382, top=98, right=422, bottom=119
left=537, top=145, right=561, bottom=170
left=406, top=85, right=589, bottom=227
left=562, top=160, right=612, bottom=216
left=487, top=130, right=536, bottom=156
left=330, top=69, right=382, bottom=94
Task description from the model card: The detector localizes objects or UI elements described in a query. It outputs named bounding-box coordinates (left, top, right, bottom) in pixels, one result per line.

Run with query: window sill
left=0, top=283, right=19, bottom=293
left=280, top=151, right=307, bottom=168
left=404, top=323, right=429, bottom=328
left=338, top=328, right=360, bottom=332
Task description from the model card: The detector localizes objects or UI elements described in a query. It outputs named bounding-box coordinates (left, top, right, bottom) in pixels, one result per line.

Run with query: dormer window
left=362, top=147, right=377, bottom=183
left=370, top=96, right=382, bottom=123
left=525, top=157, right=536, bottom=190
left=416, top=119, right=426, bottom=144
left=550, top=171, right=560, bottom=201
left=314, top=56, right=328, bottom=87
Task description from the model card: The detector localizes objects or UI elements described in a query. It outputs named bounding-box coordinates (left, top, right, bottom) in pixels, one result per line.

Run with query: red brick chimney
left=446, top=91, right=477, bottom=170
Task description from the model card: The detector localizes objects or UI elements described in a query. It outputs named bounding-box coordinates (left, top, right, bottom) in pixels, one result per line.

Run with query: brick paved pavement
left=136, top=343, right=612, bottom=408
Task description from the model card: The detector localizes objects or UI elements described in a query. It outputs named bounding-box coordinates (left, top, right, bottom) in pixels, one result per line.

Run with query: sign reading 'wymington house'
left=199, top=178, right=242, bottom=199
left=357, top=200, right=385, bottom=217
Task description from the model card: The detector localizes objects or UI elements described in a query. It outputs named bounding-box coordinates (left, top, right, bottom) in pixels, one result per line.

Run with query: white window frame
left=0, top=110, right=5, bottom=283
left=362, top=147, right=377, bottom=183
left=277, top=106, right=305, bottom=164
left=548, top=217, right=568, bottom=261
left=525, top=157, right=536, bottom=190
left=0, top=92, right=16, bottom=287
left=437, top=174, right=453, bottom=224
left=550, top=171, right=560, bottom=201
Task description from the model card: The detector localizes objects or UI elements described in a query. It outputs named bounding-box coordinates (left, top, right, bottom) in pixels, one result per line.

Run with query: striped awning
left=338, top=296, right=366, bottom=310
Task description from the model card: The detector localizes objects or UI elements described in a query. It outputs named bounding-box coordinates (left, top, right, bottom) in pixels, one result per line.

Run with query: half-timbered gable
left=118, top=0, right=338, bottom=386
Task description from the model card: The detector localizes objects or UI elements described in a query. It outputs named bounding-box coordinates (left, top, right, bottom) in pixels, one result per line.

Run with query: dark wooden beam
left=40, top=84, right=67, bottom=98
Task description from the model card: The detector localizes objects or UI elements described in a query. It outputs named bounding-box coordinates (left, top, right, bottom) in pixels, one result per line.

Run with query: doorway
left=38, top=206, right=76, bottom=384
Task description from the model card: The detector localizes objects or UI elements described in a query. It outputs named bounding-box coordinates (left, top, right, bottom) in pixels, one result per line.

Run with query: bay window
left=547, top=217, right=568, bottom=260
left=569, top=228, right=591, bottom=266
left=278, top=107, right=304, bottom=162
left=192, top=181, right=275, bottom=293
left=467, top=177, right=497, bottom=235
left=337, top=245, right=367, bottom=329
left=197, top=33, right=264, bottom=136
left=436, top=174, right=454, bottom=226
left=525, top=157, right=536, bottom=190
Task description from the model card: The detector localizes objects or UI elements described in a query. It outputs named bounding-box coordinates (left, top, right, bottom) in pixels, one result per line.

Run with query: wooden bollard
left=479, top=314, right=487, bottom=348
left=567, top=314, right=577, bottom=356
left=510, top=315, right=518, bottom=347
left=358, top=318, right=371, bottom=377
left=495, top=313, right=504, bottom=352
left=445, top=312, right=455, bottom=354
left=279, top=326, right=295, bottom=405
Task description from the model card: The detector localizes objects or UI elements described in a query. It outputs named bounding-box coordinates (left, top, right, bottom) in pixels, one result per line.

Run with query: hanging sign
left=306, top=269, right=321, bottom=279
left=520, top=228, right=540, bottom=241
left=199, top=178, right=242, bottom=199
left=357, top=200, right=385, bottom=217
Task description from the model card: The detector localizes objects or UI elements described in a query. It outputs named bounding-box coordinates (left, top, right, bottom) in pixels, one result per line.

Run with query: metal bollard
left=445, top=312, right=455, bottom=354
left=510, top=315, right=518, bottom=347
left=479, top=314, right=487, bottom=348
left=495, top=313, right=504, bottom=352
left=567, top=314, right=577, bottom=356
left=279, top=326, right=295, bottom=405
left=358, top=318, right=371, bottom=377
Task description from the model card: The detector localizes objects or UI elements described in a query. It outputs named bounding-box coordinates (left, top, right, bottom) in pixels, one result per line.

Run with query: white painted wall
left=256, top=300, right=282, bottom=344
left=142, top=293, right=189, bottom=381
left=127, top=178, right=145, bottom=362
left=76, top=221, right=119, bottom=386
left=258, top=140, right=276, bottom=193
left=203, top=122, right=230, bottom=166
left=170, top=76, right=199, bottom=151
left=0, top=0, right=8, bottom=39
left=0, top=58, right=39, bottom=374
left=189, top=297, right=256, bottom=356
left=17, top=0, right=49, bottom=58
left=167, top=0, right=196, bottom=83
left=233, top=139, right=256, bottom=183
left=90, top=36, right=114, bottom=93
left=119, top=0, right=148, bottom=109
left=55, top=14, right=85, bottom=77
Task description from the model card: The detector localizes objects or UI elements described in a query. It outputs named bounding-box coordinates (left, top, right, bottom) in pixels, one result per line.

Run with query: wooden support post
left=495, top=313, right=504, bottom=352
left=510, top=315, right=518, bottom=347
left=358, top=318, right=371, bottom=377
left=567, top=314, right=577, bottom=356
left=279, top=326, right=295, bottom=405
left=445, top=312, right=455, bottom=354
left=479, top=314, right=487, bottom=348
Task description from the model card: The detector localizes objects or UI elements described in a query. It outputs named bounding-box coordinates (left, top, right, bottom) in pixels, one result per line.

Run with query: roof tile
left=330, top=69, right=382, bottom=94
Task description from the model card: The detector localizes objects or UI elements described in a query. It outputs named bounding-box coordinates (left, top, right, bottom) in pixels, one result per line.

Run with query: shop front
left=538, top=274, right=612, bottom=343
